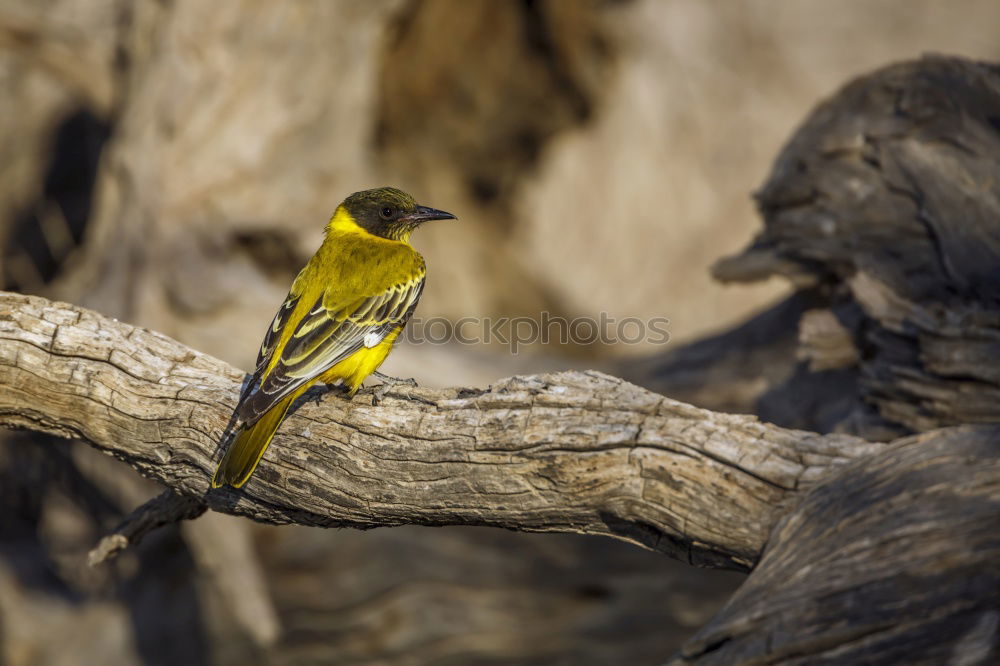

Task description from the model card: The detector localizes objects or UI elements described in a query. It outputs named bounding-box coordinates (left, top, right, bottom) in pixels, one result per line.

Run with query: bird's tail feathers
left=211, top=387, right=306, bottom=488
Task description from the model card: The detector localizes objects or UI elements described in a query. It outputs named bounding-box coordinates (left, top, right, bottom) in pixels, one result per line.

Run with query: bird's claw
left=368, top=372, right=418, bottom=405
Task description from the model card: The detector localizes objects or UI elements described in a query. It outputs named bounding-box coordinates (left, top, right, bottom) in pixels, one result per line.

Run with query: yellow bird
left=211, top=187, right=455, bottom=488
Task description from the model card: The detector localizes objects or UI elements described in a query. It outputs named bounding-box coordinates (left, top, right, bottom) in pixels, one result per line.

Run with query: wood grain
left=0, top=290, right=883, bottom=572
left=711, top=55, right=1000, bottom=437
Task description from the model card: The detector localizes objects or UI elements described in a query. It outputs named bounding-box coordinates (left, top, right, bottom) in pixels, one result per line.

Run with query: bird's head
left=336, top=187, right=456, bottom=241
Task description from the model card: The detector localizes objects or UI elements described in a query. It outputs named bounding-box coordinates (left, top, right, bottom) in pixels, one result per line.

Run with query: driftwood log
left=0, top=291, right=880, bottom=571
left=628, top=56, right=1000, bottom=440
left=1, top=290, right=996, bottom=664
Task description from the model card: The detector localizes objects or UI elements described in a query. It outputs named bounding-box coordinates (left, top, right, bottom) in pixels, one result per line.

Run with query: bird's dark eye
left=380, top=207, right=394, bottom=219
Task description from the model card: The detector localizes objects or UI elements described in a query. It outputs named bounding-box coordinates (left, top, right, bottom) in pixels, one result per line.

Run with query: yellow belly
left=317, top=327, right=402, bottom=394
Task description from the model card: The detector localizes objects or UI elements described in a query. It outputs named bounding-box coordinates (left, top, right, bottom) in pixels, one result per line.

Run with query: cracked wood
left=0, top=291, right=883, bottom=571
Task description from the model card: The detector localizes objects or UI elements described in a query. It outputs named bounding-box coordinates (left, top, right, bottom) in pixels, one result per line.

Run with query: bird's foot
left=367, top=372, right=418, bottom=406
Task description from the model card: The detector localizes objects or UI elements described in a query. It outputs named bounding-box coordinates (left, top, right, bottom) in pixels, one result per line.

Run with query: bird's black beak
left=403, top=205, right=457, bottom=224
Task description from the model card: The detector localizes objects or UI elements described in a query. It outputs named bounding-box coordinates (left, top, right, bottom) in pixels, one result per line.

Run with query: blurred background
left=1, top=1, right=998, bottom=664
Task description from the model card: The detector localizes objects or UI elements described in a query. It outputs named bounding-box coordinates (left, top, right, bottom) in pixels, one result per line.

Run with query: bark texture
left=0, top=290, right=884, bottom=572
left=715, top=55, right=1000, bottom=435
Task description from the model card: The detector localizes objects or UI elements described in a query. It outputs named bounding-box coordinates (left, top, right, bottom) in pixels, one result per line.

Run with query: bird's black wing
left=237, top=270, right=306, bottom=406
left=235, top=272, right=424, bottom=426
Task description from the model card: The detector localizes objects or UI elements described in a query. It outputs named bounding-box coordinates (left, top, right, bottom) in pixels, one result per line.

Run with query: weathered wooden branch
left=0, top=290, right=883, bottom=572
left=713, top=55, right=1000, bottom=435
left=626, top=57, right=1000, bottom=446
left=87, top=489, right=206, bottom=566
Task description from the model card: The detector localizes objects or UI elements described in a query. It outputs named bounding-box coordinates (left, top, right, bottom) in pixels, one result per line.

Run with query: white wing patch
left=363, top=331, right=385, bottom=348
